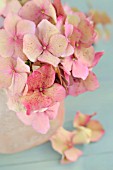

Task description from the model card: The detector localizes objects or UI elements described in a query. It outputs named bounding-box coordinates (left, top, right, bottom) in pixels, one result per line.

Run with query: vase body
left=0, top=90, right=65, bottom=154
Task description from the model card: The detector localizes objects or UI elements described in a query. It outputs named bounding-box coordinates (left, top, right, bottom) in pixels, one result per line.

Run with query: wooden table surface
left=0, top=0, right=113, bottom=169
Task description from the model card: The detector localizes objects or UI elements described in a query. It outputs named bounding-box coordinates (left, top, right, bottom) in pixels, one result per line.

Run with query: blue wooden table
left=0, top=0, right=113, bottom=169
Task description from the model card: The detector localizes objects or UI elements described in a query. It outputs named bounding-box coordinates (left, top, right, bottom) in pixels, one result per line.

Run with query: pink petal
left=27, top=65, right=55, bottom=91
left=19, top=1, right=40, bottom=24
left=16, top=111, right=35, bottom=126
left=0, top=57, right=13, bottom=88
left=61, top=56, right=73, bottom=75
left=38, top=51, right=60, bottom=67
left=14, top=41, right=27, bottom=61
left=84, top=71, right=99, bottom=91
left=72, top=127, right=92, bottom=144
left=21, top=90, right=52, bottom=115
left=50, top=127, right=73, bottom=154
left=72, top=60, right=89, bottom=80
left=53, top=0, right=65, bottom=17
left=64, top=23, right=73, bottom=38
left=68, top=79, right=87, bottom=96
left=32, top=112, right=50, bottom=134
left=47, top=3, right=57, bottom=23
left=23, top=34, right=43, bottom=62
left=17, top=20, right=36, bottom=37
left=92, top=51, right=104, bottom=67
left=46, top=102, right=60, bottom=120
left=44, top=83, right=66, bottom=103
left=4, top=13, right=21, bottom=36
left=49, top=34, right=68, bottom=57
left=61, top=44, right=74, bottom=57
left=73, top=111, right=96, bottom=127
left=1, top=0, right=21, bottom=17
left=37, top=19, right=59, bottom=45
left=0, top=29, right=14, bottom=57
left=9, top=73, right=27, bottom=95
left=87, top=120, right=105, bottom=142
left=61, top=148, right=83, bottom=164
left=75, top=46, right=95, bottom=67
left=15, top=57, right=30, bottom=73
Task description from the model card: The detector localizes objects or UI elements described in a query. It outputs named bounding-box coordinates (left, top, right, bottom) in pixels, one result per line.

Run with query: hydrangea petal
left=44, top=83, right=66, bottom=103
left=49, top=34, right=68, bottom=57
left=38, top=51, right=60, bottom=67
left=0, top=57, right=13, bottom=88
left=61, top=56, right=73, bottom=75
left=19, top=1, right=40, bottom=24
left=72, top=127, right=92, bottom=144
left=15, top=57, right=30, bottom=73
left=53, top=0, right=65, bottom=17
left=87, top=120, right=105, bottom=142
left=0, top=29, right=14, bottom=57
left=61, top=44, right=74, bottom=57
left=46, top=102, right=60, bottom=120
left=92, top=51, right=104, bottom=67
left=84, top=71, right=99, bottom=91
left=62, top=148, right=83, bottom=164
left=38, top=19, right=59, bottom=45
left=32, top=112, right=50, bottom=134
left=17, top=20, right=36, bottom=37
left=23, top=34, right=43, bottom=62
left=72, top=60, right=89, bottom=80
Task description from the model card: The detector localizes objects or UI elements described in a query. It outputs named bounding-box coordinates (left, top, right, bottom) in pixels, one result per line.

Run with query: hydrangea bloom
left=0, top=0, right=104, bottom=136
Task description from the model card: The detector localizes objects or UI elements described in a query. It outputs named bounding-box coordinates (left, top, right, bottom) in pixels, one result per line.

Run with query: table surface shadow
left=0, top=0, right=113, bottom=169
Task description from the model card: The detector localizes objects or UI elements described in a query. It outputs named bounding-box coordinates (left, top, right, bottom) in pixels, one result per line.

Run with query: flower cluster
left=0, top=0, right=104, bottom=134
left=50, top=111, right=105, bottom=164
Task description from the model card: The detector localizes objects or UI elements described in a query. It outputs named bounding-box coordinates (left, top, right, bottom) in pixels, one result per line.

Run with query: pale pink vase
left=0, top=90, right=65, bottom=154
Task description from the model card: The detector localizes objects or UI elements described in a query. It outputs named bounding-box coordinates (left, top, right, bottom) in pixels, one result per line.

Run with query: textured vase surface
left=0, top=90, right=65, bottom=154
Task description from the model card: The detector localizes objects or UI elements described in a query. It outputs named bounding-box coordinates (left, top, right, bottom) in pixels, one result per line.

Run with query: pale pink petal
left=27, top=65, right=55, bottom=91
left=68, top=79, right=87, bottom=96
left=0, top=57, right=13, bottom=88
left=14, top=41, right=27, bottom=61
left=1, top=0, right=21, bottom=17
left=15, top=57, right=30, bottom=73
left=49, top=34, right=68, bottom=57
left=47, top=3, right=57, bottom=23
left=72, top=127, right=92, bottom=144
left=23, top=34, right=43, bottom=62
left=9, top=73, right=27, bottom=95
left=75, top=46, right=95, bottom=67
left=17, top=20, right=36, bottom=37
left=61, top=44, right=74, bottom=57
left=16, top=111, right=34, bottom=126
left=37, top=19, right=59, bottom=45
left=64, top=23, right=73, bottom=38
left=32, top=112, right=50, bottom=134
left=73, top=111, right=96, bottom=127
left=50, top=127, right=73, bottom=154
left=4, top=13, right=21, bottom=36
left=19, top=1, right=40, bottom=24
left=92, top=51, right=104, bottom=67
left=61, top=148, right=83, bottom=164
left=87, top=120, right=105, bottom=142
left=0, top=29, right=14, bottom=57
left=38, top=51, right=60, bottom=67
left=84, top=71, right=99, bottom=91
left=61, top=56, right=73, bottom=75
left=46, top=102, right=60, bottom=120
left=44, top=83, right=66, bottom=103
left=72, top=60, right=89, bottom=80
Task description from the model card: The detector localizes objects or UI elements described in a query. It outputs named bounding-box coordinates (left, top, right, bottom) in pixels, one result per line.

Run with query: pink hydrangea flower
left=0, top=56, right=30, bottom=93
left=50, top=127, right=83, bottom=164
left=23, top=19, right=73, bottom=67
left=17, top=102, right=60, bottom=134
left=68, top=71, right=99, bottom=96
left=73, top=112, right=105, bottom=142
left=21, top=64, right=66, bottom=115
left=0, top=13, right=36, bottom=60
left=19, top=0, right=57, bottom=24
